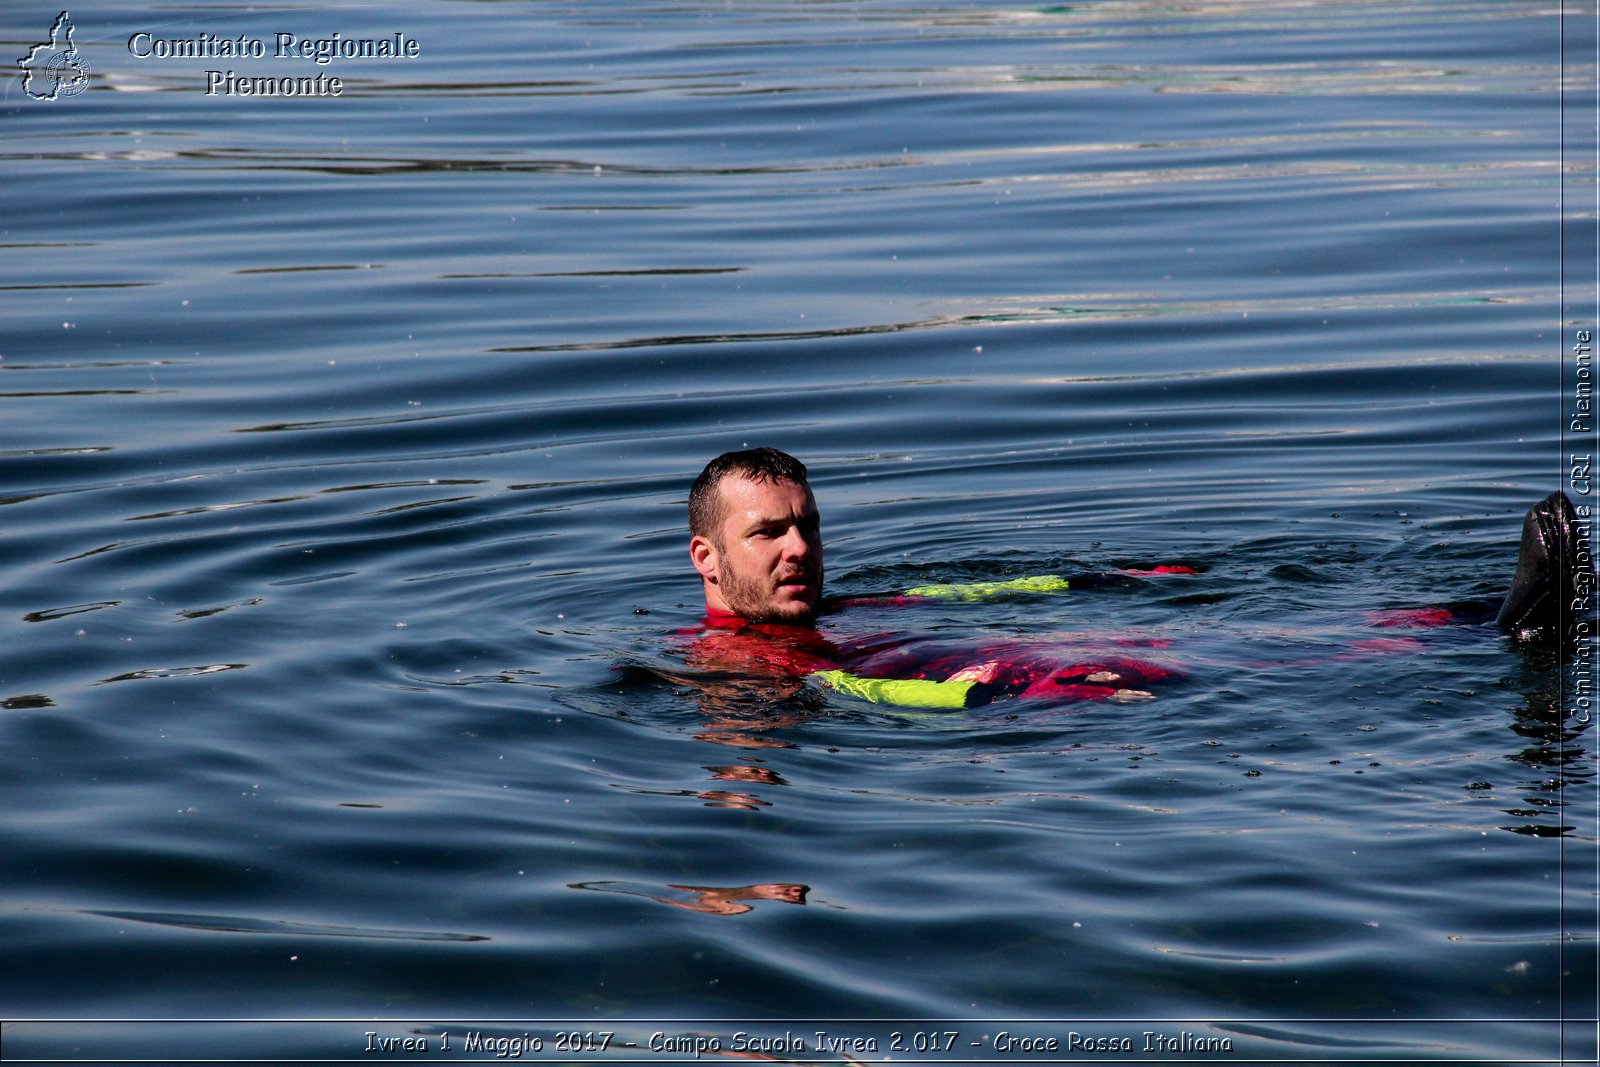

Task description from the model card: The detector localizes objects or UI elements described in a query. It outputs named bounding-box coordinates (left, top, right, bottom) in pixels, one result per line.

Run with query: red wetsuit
left=681, top=564, right=1473, bottom=709
left=687, top=602, right=1182, bottom=707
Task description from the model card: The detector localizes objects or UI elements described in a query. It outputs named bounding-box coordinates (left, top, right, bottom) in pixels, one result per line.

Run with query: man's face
left=692, top=475, right=824, bottom=624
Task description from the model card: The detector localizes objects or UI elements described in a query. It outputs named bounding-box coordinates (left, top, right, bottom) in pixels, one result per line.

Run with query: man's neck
left=703, top=605, right=749, bottom=628
left=703, top=604, right=824, bottom=631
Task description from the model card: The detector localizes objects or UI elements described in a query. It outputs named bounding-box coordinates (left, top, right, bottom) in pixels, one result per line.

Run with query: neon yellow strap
left=904, top=574, right=1071, bottom=601
left=813, top=669, right=974, bottom=710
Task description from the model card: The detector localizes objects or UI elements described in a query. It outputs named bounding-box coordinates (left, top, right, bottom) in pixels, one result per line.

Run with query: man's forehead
left=719, top=474, right=817, bottom=519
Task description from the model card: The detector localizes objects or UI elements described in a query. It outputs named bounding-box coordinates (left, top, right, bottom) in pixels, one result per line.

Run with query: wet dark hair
left=689, top=447, right=811, bottom=543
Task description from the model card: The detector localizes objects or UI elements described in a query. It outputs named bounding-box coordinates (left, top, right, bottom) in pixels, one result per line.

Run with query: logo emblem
left=19, top=11, right=91, bottom=100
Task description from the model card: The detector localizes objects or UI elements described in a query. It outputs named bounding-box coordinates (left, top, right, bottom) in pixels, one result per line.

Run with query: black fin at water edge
left=1497, top=490, right=1594, bottom=650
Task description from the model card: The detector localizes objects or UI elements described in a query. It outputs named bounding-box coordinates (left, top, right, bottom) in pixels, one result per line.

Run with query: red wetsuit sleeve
left=1119, top=565, right=1201, bottom=576
left=1363, top=607, right=1455, bottom=628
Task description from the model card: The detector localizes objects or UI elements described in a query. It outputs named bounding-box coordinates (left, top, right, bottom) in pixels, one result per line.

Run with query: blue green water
left=2, top=1, right=1596, bottom=1062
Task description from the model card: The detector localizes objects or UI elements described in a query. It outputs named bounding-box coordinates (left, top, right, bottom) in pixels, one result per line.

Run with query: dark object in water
left=1498, top=490, right=1593, bottom=645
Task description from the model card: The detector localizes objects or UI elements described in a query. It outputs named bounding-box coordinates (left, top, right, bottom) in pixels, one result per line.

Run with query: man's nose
left=780, top=526, right=813, bottom=558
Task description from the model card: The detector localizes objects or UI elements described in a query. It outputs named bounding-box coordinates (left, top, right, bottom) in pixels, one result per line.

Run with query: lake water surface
left=2, top=1, right=1597, bottom=1063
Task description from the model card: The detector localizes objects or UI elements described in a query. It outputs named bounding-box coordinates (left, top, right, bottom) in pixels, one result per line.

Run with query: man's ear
left=690, top=535, right=719, bottom=584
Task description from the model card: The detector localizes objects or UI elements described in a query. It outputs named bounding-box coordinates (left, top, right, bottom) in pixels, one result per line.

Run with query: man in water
left=683, top=447, right=1592, bottom=712
left=685, top=447, right=1190, bottom=708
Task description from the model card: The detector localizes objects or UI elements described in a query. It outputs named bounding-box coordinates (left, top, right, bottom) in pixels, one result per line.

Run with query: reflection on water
left=1496, top=653, right=1596, bottom=838
left=571, top=881, right=808, bottom=916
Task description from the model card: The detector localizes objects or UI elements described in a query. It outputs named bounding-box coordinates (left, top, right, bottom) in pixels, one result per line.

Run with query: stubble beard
left=719, top=557, right=820, bottom=625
